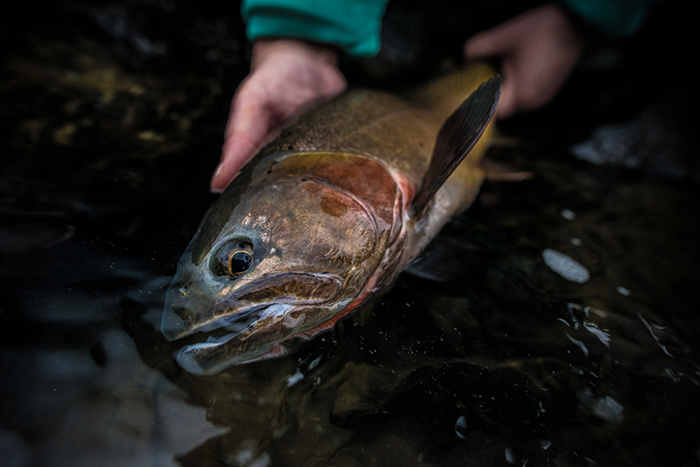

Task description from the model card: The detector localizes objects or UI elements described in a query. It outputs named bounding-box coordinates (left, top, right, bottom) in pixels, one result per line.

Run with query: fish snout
left=161, top=280, right=271, bottom=341
left=161, top=306, right=189, bottom=341
left=161, top=280, right=222, bottom=340
left=161, top=282, right=197, bottom=340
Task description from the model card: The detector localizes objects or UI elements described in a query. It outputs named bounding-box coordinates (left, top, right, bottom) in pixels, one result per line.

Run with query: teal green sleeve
left=561, top=0, right=659, bottom=37
left=241, top=0, right=389, bottom=57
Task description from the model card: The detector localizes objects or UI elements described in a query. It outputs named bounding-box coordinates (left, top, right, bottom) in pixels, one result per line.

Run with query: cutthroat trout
left=161, top=62, right=501, bottom=374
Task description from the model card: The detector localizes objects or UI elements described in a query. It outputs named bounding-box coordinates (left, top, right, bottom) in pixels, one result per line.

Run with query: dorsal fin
left=410, top=75, right=501, bottom=218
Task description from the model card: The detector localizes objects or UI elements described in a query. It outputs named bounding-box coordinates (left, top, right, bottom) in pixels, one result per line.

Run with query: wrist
left=251, top=39, right=340, bottom=70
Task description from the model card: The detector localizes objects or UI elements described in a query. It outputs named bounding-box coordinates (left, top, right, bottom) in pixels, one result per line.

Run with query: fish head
left=162, top=152, right=399, bottom=374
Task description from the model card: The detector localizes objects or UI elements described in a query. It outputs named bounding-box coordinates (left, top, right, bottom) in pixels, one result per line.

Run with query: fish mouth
left=179, top=302, right=270, bottom=337
left=160, top=272, right=345, bottom=374
left=169, top=302, right=302, bottom=375
left=161, top=272, right=342, bottom=337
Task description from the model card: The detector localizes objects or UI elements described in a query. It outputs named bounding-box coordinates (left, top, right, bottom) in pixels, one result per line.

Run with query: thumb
left=493, top=62, right=516, bottom=119
left=464, top=33, right=515, bottom=119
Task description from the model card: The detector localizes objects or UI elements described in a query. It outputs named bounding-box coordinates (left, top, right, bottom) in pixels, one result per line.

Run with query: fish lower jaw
left=176, top=338, right=287, bottom=375
left=167, top=304, right=289, bottom=374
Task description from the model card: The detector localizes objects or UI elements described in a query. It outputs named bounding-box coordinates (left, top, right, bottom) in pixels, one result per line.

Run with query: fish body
left=161, top=62, right=500, bottom=374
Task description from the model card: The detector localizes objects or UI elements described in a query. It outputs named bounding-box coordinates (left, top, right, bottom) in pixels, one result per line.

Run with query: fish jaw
left=175, top=338, right=287, bottom=375
left=172, top=303, right=297, bottom=375
left=164, top=299, right=346, bottom=374
left=161, top=258, right=346, bottom=334
left=160, top=262, right=351, bottom=373
left=166, top=270, right=383, bottom=375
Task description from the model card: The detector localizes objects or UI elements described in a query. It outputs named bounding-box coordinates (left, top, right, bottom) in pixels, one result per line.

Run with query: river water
left=2, top=1, right=699, bottom=466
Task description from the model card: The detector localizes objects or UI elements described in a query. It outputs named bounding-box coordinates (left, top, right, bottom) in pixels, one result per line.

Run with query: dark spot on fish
left=298, top=180, right=351, bottom=217
left=320, top=191, right=350, bottom=217
left=171, top=306, right=189, bottom=319
left=272, top=153, right=398, bottom=226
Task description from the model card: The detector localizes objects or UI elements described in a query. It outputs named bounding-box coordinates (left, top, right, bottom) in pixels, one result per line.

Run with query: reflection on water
left=2, top=1, right=700, bottom=466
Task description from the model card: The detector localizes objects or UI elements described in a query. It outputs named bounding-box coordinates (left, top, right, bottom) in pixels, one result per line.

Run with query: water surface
left=1, top=1, right=699, bottom=466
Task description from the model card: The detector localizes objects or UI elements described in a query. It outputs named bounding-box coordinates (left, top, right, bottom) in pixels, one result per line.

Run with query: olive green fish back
left=257, top=61, right=498, bottom=189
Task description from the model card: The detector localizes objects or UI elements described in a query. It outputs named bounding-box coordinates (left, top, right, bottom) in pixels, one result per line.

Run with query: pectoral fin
left=411, top=75, right=502, bottom=218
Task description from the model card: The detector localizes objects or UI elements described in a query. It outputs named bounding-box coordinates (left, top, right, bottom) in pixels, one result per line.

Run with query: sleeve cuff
left=560, top=0, right=659, bottom=37
left=242, top=0, right=389, bottom=56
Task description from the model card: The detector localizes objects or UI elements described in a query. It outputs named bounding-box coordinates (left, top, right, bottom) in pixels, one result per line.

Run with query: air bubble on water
left=542, top=249, right=590, bottom=283
left=307, top=354, right=323, bottom=371
left=285, top=369, right=304, bottom=387
left=561, top=208, right=576, bottom=220
left=454, top=415, right=468, bottom=439
left=505, top=447, right=517, bottom=465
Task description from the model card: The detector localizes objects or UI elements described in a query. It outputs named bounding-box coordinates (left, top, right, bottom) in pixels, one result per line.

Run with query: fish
left=161, top=61, right=501, bottom=375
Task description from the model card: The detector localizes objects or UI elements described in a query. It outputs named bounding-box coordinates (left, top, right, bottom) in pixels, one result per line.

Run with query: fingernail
left=210, top=165, right=223, bottom=193
left=213, top=163, right=224, bottom=179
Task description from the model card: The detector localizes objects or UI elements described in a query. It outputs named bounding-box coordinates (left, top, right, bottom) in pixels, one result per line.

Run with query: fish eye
left=211, top=240, right=254, bottom=278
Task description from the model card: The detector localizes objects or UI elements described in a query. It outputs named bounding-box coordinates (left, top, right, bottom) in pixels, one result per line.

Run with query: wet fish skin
left=161, top=62, right=500, bottom=374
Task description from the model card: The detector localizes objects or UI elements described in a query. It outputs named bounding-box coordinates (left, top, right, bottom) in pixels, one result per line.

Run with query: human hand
left=211, top=39, right=347, bottom=192
left=464, top=4, right=586, bottom=119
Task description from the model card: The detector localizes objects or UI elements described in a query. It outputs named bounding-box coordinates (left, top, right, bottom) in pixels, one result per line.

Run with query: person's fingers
left=464, top=27, right=511, bottom=60
left=210, top=127, right=266, bottom=193
left=211, top=88, right=273, bottom=192
left=465, top=4, right=585, bottom=119
left=493, top=57, right=554, bottom=119
left=464, top=24, right=521, bottom=119
left=210, top=40, right=347, bottom=193
left=493, top=61, right=516, bottom=119
left=465, top=33, right=517, bottom=119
